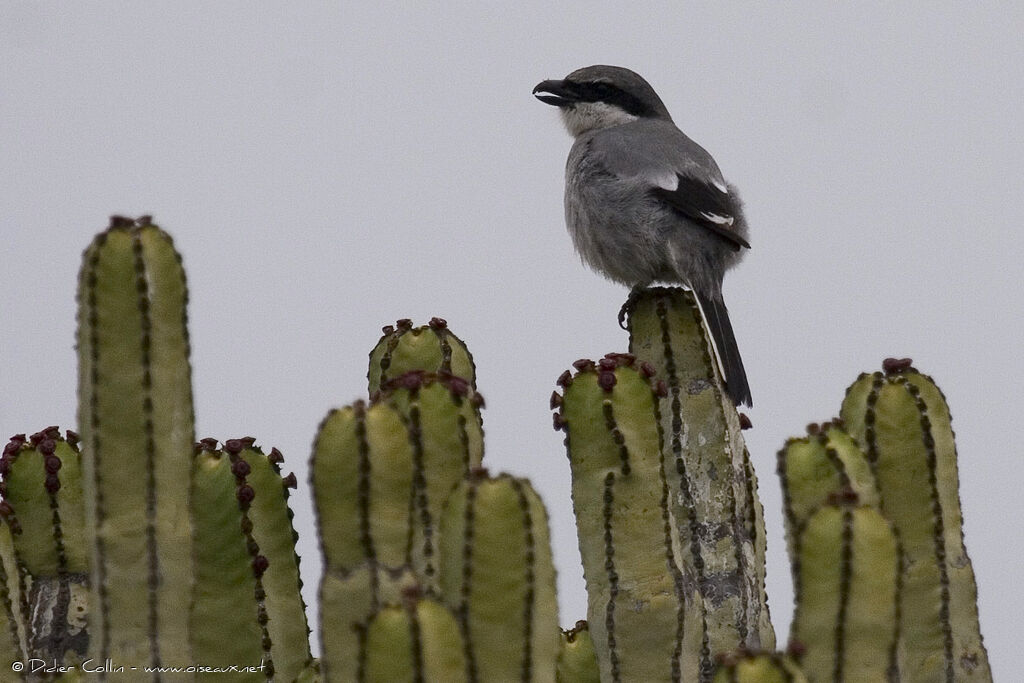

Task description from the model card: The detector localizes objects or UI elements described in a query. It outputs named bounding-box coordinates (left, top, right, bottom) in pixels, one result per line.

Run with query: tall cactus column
left=625, top=287, right=774, bottom=674
left=841, top=360, right=991, bottom=681
left=554, top=355, right=694, bottom=683
left=76, top=216, right=195, bottom=671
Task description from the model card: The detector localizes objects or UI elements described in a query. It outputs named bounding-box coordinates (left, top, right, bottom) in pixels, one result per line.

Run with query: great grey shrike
left=533, top=65, right=752, bottom=407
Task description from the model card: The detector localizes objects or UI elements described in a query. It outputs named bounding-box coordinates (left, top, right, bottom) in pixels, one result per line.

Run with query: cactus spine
left=76, top=217, right=195, bottom=671
left=841, top=361, right=991, bottom=681
left=626, top=288, right=774, bottom=672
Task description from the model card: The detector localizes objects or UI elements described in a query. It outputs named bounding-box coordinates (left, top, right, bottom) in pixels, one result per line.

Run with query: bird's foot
left=618, top=285, right=647, bottom=330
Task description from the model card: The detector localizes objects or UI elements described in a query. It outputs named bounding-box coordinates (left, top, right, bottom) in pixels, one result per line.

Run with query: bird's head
left=533, top=65, right=673, bottom=137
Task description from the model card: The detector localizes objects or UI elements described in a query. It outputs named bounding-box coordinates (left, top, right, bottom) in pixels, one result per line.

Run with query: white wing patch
left=710, top=177, right=729, bottom=194
left=700, top=212, right=735, bottom=226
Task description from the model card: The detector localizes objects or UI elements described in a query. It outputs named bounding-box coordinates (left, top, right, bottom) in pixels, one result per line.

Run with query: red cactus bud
left=428, top=317, right=447, bottom=329
left=231, top=460, right=251, bottom=479
left=268, top=447, right=284, bottom=464
left=556, top=370, right=573, bottom=387
left=739, top=413, right=753, bottom=430
left=447, top=376, right=469, bottom=397
left=236, top=484, right=256, bottom=505
left=252, top=555, right=270, bottom=577
left=282, top=472, right=297, bottom=489
left=598, top=371, right=617, bottom=391
left=224, top=439, right=244, bottom=454
left=882, top=357, right=914, bottom=374
left=549, top=391, right=563, bottom=409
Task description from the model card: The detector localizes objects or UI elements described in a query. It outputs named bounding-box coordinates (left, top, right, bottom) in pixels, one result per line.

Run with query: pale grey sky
left=2, top=2, right=1022, bottom=672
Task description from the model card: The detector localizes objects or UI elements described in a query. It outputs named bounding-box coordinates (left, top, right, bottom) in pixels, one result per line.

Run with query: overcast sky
left=2, top=2, right=1022, bottom=672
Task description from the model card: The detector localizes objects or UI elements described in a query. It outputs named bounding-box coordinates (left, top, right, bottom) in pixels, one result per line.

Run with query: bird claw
left=618, top=285, right=646, bottom=330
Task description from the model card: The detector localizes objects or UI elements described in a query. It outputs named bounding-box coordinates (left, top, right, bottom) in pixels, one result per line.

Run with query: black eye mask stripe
left=562, top=79, right=657, bottom=118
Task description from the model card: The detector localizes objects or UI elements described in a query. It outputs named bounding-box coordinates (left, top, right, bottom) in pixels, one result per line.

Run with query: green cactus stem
left=190, top=439, right=311, bottom=681
left=625, top=287, right=775, bottom=673
left=790, top=502, right=900, bottom=682
left=556, top=621, right=600, bottom=683
left=362, top=591, right=468, bottom=683
left=711, top=651, right=807, bottom=683
left=840, top=359, right=991, bottom=681
left=0, top=517, right=26, bottom=673
left=318, top=562, right=418, bottom=682
left=379, top=371, right=484, bottom=588
left=368, top=317, right=477, bottom=394
left=0, top=427, right=89, bottom=665
left=293, top=659, right=322, bottom=682
left=311, top=400, right=415, bottom=573
left=555, top=354, right=694, bottom=683
left=438, top=468, right=560, bottom=683
left=1, top=428, right=87, bottom=577
left=76, top=216, right=195, bottom=670
left=224, top=438, right=312, bottom=679
left=189, top=445, right=269, bottom=679
left=777, top=422, right=879, bottom=559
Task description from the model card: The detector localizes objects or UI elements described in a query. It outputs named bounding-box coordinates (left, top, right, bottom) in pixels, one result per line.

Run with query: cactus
left=0, top=515, right=27, bottom=670
left=0, top=428, right=89, bottom=665
left=789, top=502, right=900, bottom=682
left=318, top=563, right=418, bottom=681
left=76, top=217, right=196, bottom=669
left=312, top=400, right=416, bottom=573
left=625, top=288, right=774, bottom=671
left=840, top=360, right=991, bottom=681
left=777, top=422, right=880, bottom=559
left=362, top=592, right=468, bottom=683
left=556, top=622, right=600, bottom=683
left=189, top=439, right=311, bottom=681
left=711, top=651, right=807, bottom=682
left=4, top=220, right=995, bottom=683
left=368, top=317, right=476, bottom=394
left=554, top=354, right=694, bottom=683
left=438, top=469, right=560, bottom=683
left=378, top=372, right=485, bottom=588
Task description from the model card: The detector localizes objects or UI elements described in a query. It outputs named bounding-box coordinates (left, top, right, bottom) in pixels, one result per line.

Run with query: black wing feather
left=650, top=173, right=751, bottom=251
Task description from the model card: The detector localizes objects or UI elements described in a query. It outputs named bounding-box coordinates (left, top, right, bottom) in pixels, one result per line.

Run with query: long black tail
left=695, top=290, right=752, bottom=407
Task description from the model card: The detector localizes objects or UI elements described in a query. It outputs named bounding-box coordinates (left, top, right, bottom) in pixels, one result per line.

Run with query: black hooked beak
left=532, top=79, right=579, bottom=107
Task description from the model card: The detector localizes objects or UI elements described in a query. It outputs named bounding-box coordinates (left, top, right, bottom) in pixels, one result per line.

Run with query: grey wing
left=592, top=120, right=750, bottom=251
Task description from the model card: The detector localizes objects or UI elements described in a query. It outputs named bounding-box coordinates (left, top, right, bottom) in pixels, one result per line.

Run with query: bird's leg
left=618, top=284, right=648, bottom=330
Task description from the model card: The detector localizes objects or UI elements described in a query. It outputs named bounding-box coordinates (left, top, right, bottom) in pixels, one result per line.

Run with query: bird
left=533, top=65, right=752, bottom=407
